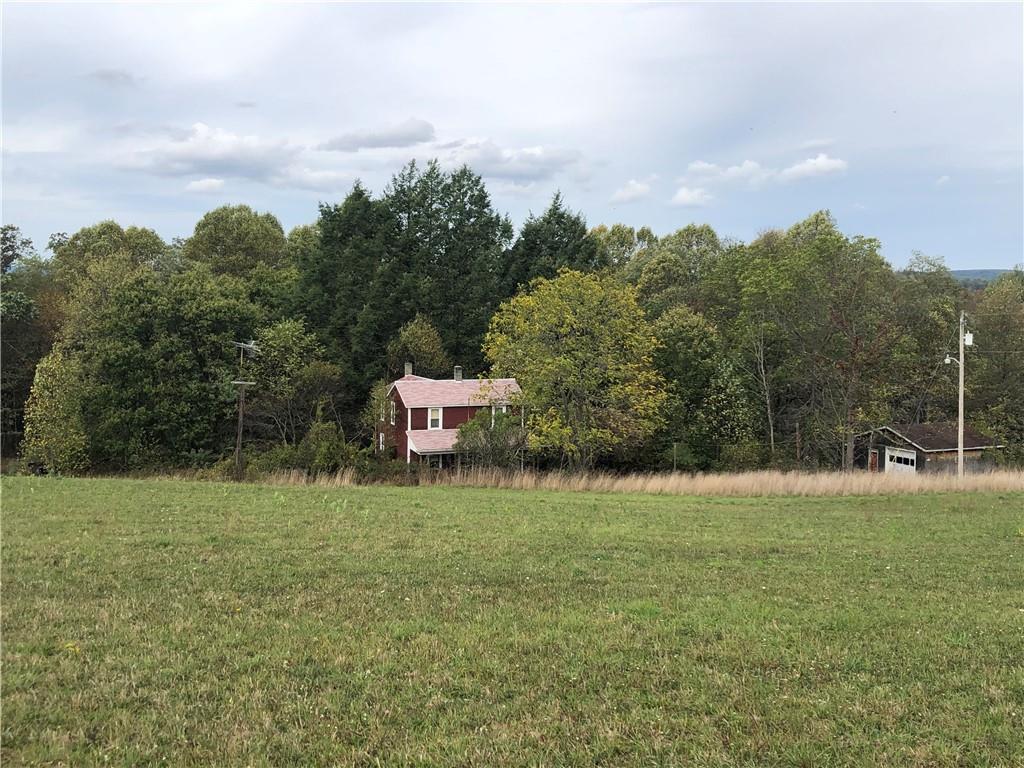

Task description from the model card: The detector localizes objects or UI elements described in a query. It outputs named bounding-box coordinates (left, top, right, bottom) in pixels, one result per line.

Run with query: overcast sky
left=3, top=2, right=1022, bottom=269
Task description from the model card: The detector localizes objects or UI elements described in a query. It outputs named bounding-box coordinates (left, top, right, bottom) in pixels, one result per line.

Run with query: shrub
left=21, top=349, right=89, bottom=474
left=249, top=416, right=358, bottom=476
left=455, top=410, right=527, bottom=469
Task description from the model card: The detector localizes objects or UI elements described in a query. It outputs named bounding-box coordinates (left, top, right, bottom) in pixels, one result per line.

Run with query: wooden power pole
left=230, top=340, right=259, bottom=481
left=958, top=310, right=965, bottom=478
left=232, top=379, right=255, bottom=480
left=946, top=311, right=971, bottom=479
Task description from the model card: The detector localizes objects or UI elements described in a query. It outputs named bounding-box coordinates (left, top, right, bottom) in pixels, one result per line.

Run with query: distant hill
left=951, top=269, right=1010, bottom=286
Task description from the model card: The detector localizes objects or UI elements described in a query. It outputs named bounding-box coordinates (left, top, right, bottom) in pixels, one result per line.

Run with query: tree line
left=2, top=159, right=1021, bottom=475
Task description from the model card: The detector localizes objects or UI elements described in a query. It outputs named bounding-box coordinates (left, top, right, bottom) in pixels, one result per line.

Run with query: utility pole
left=232, top=380, right=254, bottom=480
left=230, top=340, right=259, bottom=481
left=958, top=310, right=965, bottom=478
left=945, top=312, right=972, bottom=479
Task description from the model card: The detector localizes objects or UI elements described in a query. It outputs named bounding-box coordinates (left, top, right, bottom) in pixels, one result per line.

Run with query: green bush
left=716, top=441, right=768, bottom=471
left=194, top=456, right=237, bottom=481
left=21, top=349, right=89, bottom=474
left=249, top=417, right=359, bottom=476
left=455, top=411, right=527, bottom=469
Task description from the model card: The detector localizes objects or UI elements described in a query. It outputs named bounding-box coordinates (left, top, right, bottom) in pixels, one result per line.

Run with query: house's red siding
left=410, top=407, right=428, bottom=430
left=392, top=391, right=408, bottom=460
left=443, top=406, right=480, bottom=429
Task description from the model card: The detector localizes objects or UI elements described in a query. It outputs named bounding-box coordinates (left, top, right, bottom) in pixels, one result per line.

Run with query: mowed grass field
left=2, top=478, right=1023, bottom=767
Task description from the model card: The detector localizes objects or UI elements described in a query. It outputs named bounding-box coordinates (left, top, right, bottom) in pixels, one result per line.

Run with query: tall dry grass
left=219, top=466, right=1024, bottom=497
left=426, top=467, right=1024, bottom=497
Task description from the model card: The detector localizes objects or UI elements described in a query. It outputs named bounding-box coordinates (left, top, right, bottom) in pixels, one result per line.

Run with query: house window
left=378, top=432, right=384, bottom=452
left=389, top=401, right=396, bottom=426
left=428, top=407, right=442, bottom=429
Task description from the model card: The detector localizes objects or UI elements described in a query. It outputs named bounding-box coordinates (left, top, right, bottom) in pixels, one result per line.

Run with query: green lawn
left=2, top=477, right=1023, bottom=767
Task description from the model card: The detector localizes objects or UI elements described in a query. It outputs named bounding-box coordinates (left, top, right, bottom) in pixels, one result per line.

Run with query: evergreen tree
left=429, top=165, right=512, bottom=370
left=501, top=193, right=605, bottom=297
left=299, top=184, right=392, bottom=363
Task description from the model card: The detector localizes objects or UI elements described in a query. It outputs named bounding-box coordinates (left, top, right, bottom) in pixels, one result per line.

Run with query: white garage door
left=884, top=446, right=918, bottom=474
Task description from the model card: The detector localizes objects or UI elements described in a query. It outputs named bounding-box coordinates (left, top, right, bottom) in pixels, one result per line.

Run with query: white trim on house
left=428, top=406, right=443, bottom=430
left=407, top=403, right=412, bottom=463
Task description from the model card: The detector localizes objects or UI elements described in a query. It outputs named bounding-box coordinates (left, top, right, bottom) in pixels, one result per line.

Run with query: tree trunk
left=753, top=329, right=775, bottom=457
left=843, top=431, right=855, bottom=472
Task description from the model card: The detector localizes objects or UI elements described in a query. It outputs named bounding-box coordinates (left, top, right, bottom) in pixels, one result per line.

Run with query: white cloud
left=684, top=159, right=773, bottom=187
left=670, top=186, right=712, bottom=207
left=185, top=178, right=225, bottom=192
left=935, top=175, right=951, bottom=186
left=778, top=153, right=848, bottom=182
left=319, top=118, right=435, bottom=152
left=124, top=122, right=299, bottom=181
left=720, top=160, right=770, bottom=183
left=687, top=160, right=720, bottom=175
left=274, top=166, right=352, bottom=192
left=687, top=154, right=848, bottom=188
left=610, top=178, right=651, bottom=203
left=123, top=123, right=357, bottom=192
left=439, top=139, right=583, bottom=184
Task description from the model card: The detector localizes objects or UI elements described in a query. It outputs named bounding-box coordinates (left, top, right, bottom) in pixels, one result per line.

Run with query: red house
left=379, top=364, right=521, bottom=466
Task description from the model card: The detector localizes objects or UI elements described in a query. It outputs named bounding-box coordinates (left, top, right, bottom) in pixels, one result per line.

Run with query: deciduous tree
left=386, top=315, right=451, bottom=379
left=484, top=269, right=666, bottom=469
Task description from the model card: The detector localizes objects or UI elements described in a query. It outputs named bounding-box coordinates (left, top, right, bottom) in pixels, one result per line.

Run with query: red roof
left=390, top=376, right=520, bottom=408
left=406, top=429, right=460, bottom=454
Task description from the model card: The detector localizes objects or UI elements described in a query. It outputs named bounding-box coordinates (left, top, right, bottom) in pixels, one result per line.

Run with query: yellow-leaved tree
left=484, top=269, right=666, bottom=470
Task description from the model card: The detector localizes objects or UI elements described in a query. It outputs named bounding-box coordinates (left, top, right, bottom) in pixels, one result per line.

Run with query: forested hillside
left=2, top=160, right=1022, bottom=474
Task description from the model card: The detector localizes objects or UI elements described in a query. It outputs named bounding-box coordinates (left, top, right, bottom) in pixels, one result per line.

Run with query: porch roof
left=406, top=429, right=460, bottom=455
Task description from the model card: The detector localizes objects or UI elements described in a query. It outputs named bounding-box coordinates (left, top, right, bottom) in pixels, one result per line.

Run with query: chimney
left=404, top=361, right=413, bottom=377
left=454, top=365, right=463, bottom=381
